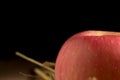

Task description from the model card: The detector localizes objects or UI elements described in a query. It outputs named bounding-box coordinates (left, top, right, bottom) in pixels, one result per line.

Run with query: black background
left=1, top=8, right=120, bottom=62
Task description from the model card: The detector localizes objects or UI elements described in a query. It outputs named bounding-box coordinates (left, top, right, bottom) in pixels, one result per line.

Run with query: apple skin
left=55, top=30, right=120, bottom=80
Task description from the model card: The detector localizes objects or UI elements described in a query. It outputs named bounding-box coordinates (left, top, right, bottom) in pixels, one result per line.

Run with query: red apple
left=55, top=30, right=120, bottom=80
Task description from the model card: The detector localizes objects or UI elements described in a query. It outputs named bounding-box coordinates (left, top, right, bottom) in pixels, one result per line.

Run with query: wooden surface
left=0, top=58, right=36, bottom=80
